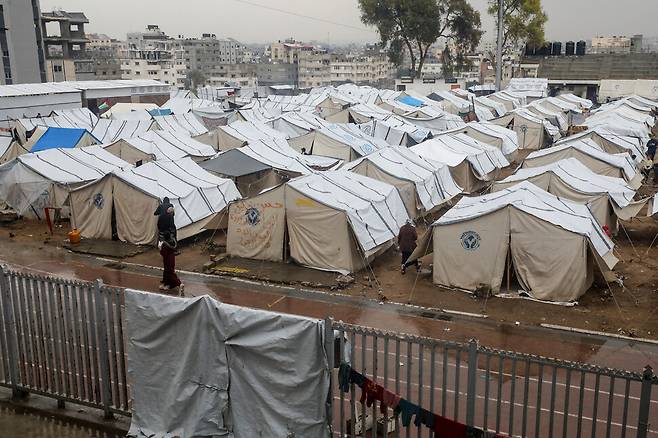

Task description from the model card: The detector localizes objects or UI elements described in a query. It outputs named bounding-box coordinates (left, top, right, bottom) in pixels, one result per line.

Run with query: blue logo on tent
left=460, top=231, right=481, bottom=251
left=93, top=193, right=104, bottom=210
left=362, top=143, right=374, bottom=154
left=245, top=207, right=260, bottom=226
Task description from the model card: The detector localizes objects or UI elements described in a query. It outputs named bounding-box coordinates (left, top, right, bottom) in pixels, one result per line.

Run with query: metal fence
left=330, top=320, right=657, bottom=438
left=0, top=265, right=656, bottom=437
left=0, top=267, right=129, bottom=418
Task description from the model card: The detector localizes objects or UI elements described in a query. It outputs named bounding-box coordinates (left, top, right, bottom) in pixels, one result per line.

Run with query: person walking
left=398, top=220, right=420, bottom=274
left=157, top=202, right=184, bottom=295
left=648, top=137, right=658, bottom=184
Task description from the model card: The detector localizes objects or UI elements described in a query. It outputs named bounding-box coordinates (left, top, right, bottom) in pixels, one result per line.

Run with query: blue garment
left=398, top=398, right=419, bottom=427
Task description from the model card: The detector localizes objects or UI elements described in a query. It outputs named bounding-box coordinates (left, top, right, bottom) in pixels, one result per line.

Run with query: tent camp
left=475, top=96, right=507, bottom=117
left=70, top=157, right=241, bottom=245
left=411, top=181, right=617, bottom=302
left=289, top=123, right=389, bottom=161
left=101, top=103, right=159, bottom=120
left=557, top=93, right=593, bottom=111
left=487, top=92, right=522, bottom=112
left=343, top=146, right=461, bottom=217
left=0, top=136, right=27, bottom=164
left=522, top=138, right=641, bottom=188
left=30, top=127, right=99, bottom=152
left=0, top=146, right=129, bottom=217
left=324, top=102, right=392, bottom=124
left=399, top=112, right=466, bottom=133
left=584, top=111, right=651, bottom=142
left=200, top=148, right=288, bottom=197
left=237, top=138, right=341, bottom=174
left=226, top=170, right=409, bottom=273
left=103, top=130, right=217, bottom=164
left=410, top=133, right=509, bottom=193
left=215, top=120, right=288, bottom=150
left=526, top=102, right=569, bottom=132
left=444, top=121, right=519, bottom=162
left=493, top=158, right=643, bottom=234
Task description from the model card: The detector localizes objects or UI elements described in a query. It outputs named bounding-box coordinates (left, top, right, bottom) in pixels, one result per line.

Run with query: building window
left=53, top=65, right=63, bottom=72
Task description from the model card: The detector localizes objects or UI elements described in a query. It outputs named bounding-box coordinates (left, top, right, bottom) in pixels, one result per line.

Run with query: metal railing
left=0, top=267, right=129, bottom=418
left=0, top=265, right=656, bottom=437
left=329, top=319, right=657, bottom=438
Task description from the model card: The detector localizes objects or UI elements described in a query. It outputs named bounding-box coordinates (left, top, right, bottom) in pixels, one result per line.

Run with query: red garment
left=434, top=414, right=467, bottom=437
left=366, top=384, right=384, bottom=407
left=381, top=389, right=401, bottom=414
left=359, top=379, right=375, bottom=405
left=160, top=245, right=181, bottom=288
left=398, top=224, right=418, bottom=253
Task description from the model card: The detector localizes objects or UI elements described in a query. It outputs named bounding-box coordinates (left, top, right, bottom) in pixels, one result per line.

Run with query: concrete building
left=329, top=52, right=393, bottom=87
left=87, top=34, right=122, bottom=80
left=209, top=63, right=257, bottom=88
left=0, top=0, right=46, bottom=84
left=256, top=62, right=297, bottom=87
left=181, top=33, right=220, bottom=78
left=121, top=25, right=186, bottom=88
left=589, top=35, right=639, bottom=54
left=270, top=39, right=331, bottom=88
left=217, top=38, right=244, bottom=64
left=42, top=10, right=95, bottom=82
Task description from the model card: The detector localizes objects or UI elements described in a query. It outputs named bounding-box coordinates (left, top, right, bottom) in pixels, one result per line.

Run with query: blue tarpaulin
left=397, top=95, right=424, bottom=107
left=31, top=127, right=97, bottom=153
left=148, top=108, right=173, bottom=116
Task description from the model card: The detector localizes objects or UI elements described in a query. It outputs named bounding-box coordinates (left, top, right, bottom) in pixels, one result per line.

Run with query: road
left=1, top=243, right=658, bottom=437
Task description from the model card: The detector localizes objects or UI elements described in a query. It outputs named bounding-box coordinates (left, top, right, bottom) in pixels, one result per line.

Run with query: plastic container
left=68, top=229, right=81, bottom=244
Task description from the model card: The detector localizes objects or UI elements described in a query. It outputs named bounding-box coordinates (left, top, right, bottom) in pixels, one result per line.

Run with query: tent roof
left=238, top=138, right=339, bottom=174
left=220, top=120, right=288, bottom=144
left=446, top=121, right=519, bottom=157
left=344, top=146, right=461, bottom=210
left=161, top=97, right=225, bottom=116
left=397, top=95, right=424, bottom=107
left=497, top=157, right=636, bottom=208
left=200, top=148, right=272, bottom=177
left=108, top=157, right=241, bottom=229
left=91, top=119, right=154, bottom=143
left=411, top=133, right=509, bottom=176
left=108, top=130, right=216, bottom=161
left=318, top=123, right=389, bottom=156
left=435, top=181, right=616, bottom=268
left=31, top=127, right=97, bottom=152
left=11, top=146, right=129, bottom=183
left=557, top=93, right=593, bottom=109
left=526, top=138, right=637, bottom=182
left=288, top=170, right=409, bottom=252
left=51, top=107, right=98, bottom=128
left=153, top=114, right=208, bottom=136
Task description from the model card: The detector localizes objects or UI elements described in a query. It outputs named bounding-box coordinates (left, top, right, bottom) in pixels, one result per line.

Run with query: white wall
left=599, top=79, right=658, bottom=100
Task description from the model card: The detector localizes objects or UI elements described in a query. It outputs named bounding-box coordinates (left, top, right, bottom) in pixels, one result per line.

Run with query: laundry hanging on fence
left=338, top=362, right=509, bottom=438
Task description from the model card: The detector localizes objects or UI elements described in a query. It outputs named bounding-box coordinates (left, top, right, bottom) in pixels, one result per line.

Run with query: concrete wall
left=599, top=79, right=658, bottom=100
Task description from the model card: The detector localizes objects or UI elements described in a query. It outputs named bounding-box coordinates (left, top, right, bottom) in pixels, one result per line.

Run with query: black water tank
left=565, top=41, right=575, bottom=56
left=576, top=40, right=586, bottom=56
left=551, top=41, right=562, bottom=56
left=524, top=44, right=536, bottom=56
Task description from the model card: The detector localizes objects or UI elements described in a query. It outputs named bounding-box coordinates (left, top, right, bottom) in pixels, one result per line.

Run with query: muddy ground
left=2, top=196, right=658, bottom=341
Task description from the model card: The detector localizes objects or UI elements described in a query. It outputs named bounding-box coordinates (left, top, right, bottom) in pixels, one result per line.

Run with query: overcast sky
left=40, top=0, right=658, bottom=45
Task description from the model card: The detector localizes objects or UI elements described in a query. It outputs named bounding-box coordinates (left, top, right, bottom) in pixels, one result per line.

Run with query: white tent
left=154, top=114, right=209, bottom=137
left=475, top=96, right=507, bottom=117
left=554, top=128, right=644, bottom=162
left=488, top=92, right=522, bottom=112
left=444, top=121, right=519, bottom=162
left=238, top=138, right=341, bottom=174
left=557, top=93, right=593, bottom=110
left=527, top=102, right=569, bottom=132
left=358, top=118, right=430, bottom=147
left=344, top=146, right=461, bottom=217
left=101, top=103, right=159, bottom=120
left=104, top=130, right=217, bottom=164
left=71, top=157, right=241, bottom=245
left=410, top=133, right=509, bottom=193
left=505, top=78, right=548, bottom=100
left=398, top=112, right=466, bottom=133
left=215, top=120, right=288, bottom=150
left=523, top=138, right=641, bottom=188
left=268, top=112, right=326, bottom=138
left=584, top=111, right=652, bottom=142
left=493, top=158, right=643, bottom=233
left=0, top=146, right=129, bottom=217
left=0, top=136, right=27, bottom=164
left=90, top=119, right=156, bottom=143
left=493, top=108, right=560, bottom=149
left=324, top=102, right=392, bottom=124
left=287, top=170, right=409, bottom=272
left=161, top=97, right=225, bottom=116
left=413, top=181, right=616, bottom=302
left=289, top=123, right=389, bottom=161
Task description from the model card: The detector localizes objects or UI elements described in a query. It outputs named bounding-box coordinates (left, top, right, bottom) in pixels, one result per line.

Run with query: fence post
left=0, top=265, right=23, bottom=399
left=466, top=339, right=479, bottom=428
left=637, top=365, right=654, bottom=438
left=94, top=279, right=113, bottom=420
left=324, top=317, right=334, bottom=435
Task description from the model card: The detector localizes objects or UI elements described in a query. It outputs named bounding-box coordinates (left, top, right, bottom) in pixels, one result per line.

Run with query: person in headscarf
left=157, top=201, right=184, bottom=295
left=398, top=219, right=420, bottom=274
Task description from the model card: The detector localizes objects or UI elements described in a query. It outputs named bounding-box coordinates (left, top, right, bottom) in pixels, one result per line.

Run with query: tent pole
left=506, top=249, right=511, bottom=293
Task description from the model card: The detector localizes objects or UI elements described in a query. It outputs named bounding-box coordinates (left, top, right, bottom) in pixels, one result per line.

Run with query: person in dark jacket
left=648, top=137, right=658, bottom=183
left=157, top=204, right=184, bottom=295
left=398, top=220, right=420, bottom=274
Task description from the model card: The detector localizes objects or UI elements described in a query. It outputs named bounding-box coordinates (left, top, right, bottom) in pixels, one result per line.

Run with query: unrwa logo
left=93, top=193, right=104, bottom=210
left=460, top=231, right=481, bottom=251
left=245, top=207, right=260, bottom=226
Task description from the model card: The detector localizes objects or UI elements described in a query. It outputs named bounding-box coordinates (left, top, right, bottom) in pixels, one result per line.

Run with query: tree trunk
left=403, top=38, right=417, bottom=79
left=416, top=44, right=431, bottom=79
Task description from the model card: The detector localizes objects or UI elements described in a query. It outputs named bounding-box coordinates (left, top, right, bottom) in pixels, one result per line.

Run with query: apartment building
left=121, top=25, right=186, bottom=88
left=329, top=53, right=393, bottom=86
left=209, top=63, right=257, bottom=88
left=270, top=40, right=330, bottom=88
left=0, top=0, right=46, bottom=84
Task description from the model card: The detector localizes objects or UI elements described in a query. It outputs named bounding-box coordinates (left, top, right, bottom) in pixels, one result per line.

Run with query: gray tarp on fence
left=125, top=290, right=330, bottom=438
